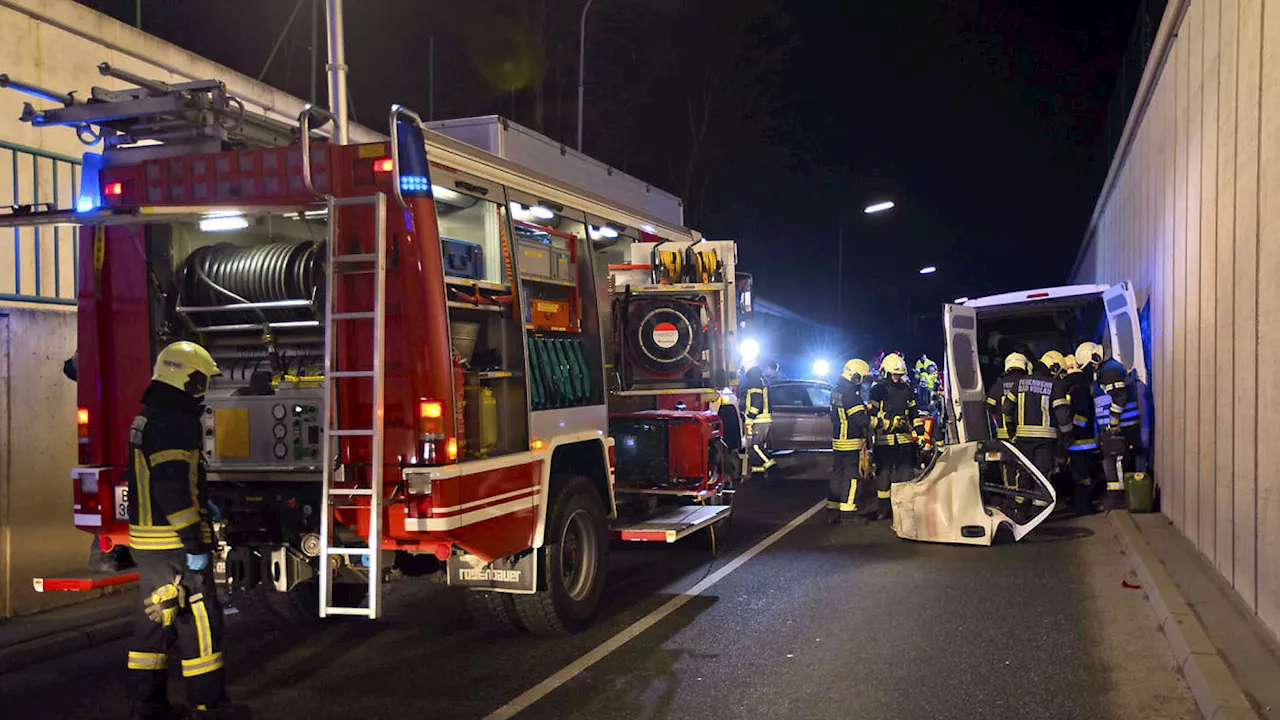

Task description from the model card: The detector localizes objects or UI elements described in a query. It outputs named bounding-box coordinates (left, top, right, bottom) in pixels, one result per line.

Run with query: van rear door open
left=944, top=303, right=988, bottom=443
left=1102, top=282, right=1148, bottom=384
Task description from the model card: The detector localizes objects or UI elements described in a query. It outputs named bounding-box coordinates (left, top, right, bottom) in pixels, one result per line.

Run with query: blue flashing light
left=399, top=174, right=433, bottom=196
left=76, top=151, right=105, bottom=213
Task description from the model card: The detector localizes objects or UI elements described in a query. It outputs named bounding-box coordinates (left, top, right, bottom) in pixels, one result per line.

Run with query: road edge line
left=1108, top=510, right=1259, bottom=720
left=483, top=499, right=827, bottom=720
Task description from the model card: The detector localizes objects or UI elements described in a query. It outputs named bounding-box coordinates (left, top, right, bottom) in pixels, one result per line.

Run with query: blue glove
left=206, top=500, right=222, bottom=523
left=186, top=553, right=210, bottom=572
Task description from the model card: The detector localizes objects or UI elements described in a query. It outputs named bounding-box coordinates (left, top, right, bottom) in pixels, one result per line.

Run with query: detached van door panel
left=1102, top=282, right=1147, bottom=384
left=944, top=304, right=988, bottom=443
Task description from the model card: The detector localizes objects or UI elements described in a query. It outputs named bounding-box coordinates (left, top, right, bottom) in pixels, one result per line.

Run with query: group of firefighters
left=986, top=343, right=1141, bottom=520
left=739, top=342, right=1141, bottom=526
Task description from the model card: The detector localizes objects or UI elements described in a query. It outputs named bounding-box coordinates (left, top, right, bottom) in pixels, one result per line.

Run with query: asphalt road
left=0, top=468, right=1197, bottom=720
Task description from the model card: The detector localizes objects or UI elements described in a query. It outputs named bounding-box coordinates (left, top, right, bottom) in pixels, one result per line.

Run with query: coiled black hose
left=180, top=241, right=325, bottom=327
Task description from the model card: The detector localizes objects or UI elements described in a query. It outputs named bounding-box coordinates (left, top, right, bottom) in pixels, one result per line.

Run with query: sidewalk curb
left=1109, top=510, right=1260, bottom=720
left=0, top=614, right=131, bottom=675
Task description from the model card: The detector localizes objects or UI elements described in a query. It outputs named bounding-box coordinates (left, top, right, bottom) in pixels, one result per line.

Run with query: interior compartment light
left=431, top=184, right=463, bottom=203
left=199, top=212, right=249, bottom=233
left=590, top=225, right=619, bottom=239
left=530, top=205, right=555, bottom=220
left=642, top=224, right=656, bottom=233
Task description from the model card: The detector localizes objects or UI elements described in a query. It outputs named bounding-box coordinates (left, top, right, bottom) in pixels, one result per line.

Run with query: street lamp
left=838, top=198, right=896, bottom=329
left=919, top=265, right=937, bottom=275
left=577, top=0, right=599, bottom=151
left=954, top=296, right=970, bottom=303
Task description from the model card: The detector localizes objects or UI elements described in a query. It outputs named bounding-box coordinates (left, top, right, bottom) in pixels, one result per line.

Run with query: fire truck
left=1, top=65, right=744, bottom=635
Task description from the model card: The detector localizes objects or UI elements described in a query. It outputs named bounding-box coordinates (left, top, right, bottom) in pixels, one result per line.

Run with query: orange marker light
left=103, top=181, right=123, bottom=197
left=446, top=438, right=458, bottom=461
left=77, top=408, right=90, bottom=425
left=419, top=400, right=443, bottom=419
left=531, top=439, right=546, bottom=450
left=373, top=158, right=394, bottom=173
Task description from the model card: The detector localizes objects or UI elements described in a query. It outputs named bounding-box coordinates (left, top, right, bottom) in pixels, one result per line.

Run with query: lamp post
left=837, top=199, right=897, bottom=329
left=577, top=0, right=599, bottom=152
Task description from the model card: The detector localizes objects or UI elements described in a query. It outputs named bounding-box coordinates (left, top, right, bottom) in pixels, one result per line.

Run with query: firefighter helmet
left=1075, top=342, right=1104, bottom=368
left=1004, top=352, right=1030, bottom=374
left=1040, top=350, right=1066, bottom=376
left=153, top=341, right=221, bottom=398
left=842, top=358, right=871, bottom=383
left=1063, top=354, right=1082, bottom=374
left=880, top=353, right=908, bottom=376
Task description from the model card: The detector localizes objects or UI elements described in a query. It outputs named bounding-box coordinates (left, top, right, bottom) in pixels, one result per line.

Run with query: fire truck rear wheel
left=513, top=475, right=608, bottom=636
left=464, top=590, right=524, bottom=633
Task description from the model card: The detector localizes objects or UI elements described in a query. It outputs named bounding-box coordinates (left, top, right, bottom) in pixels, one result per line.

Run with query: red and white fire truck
left=1, top=65, right=747, bottom=635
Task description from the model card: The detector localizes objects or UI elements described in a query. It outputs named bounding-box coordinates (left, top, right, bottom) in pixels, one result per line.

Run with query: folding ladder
left=318, top=192, right=388, bottom=619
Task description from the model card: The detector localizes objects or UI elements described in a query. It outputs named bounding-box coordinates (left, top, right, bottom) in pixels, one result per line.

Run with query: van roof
left=963, top=284, right=1111, bottom=309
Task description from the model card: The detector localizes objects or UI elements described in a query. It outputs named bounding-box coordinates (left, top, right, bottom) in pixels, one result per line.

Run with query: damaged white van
left=891, top=282, right=1148, bottom=546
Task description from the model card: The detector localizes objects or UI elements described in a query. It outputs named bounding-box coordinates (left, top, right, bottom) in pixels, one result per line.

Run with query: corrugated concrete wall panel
left=1216, top=0, right=1239, bottom=579
left=1257, top=0, right=1280, bottom=636
left=1079, top=0, right=1280, bottom=641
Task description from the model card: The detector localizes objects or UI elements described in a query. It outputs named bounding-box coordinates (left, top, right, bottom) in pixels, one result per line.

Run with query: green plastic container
left=1125, top=471, right=1155, bottom=513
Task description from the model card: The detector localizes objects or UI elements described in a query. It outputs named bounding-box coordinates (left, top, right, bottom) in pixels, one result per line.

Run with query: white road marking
left=482, top=499, right=827, bottom=720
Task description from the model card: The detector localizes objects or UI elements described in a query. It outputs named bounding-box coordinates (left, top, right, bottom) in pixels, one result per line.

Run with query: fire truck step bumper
left=610, top=505, right=732, bottom=543
left=33, top=569, right=140, bottom=592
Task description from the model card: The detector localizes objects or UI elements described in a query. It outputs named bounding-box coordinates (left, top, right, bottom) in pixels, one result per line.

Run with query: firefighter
left=868, top=353, right=917, bottom=520
left=984, top=352, right=1030, bottom=506
left=743, top=360, right=779, bottom=480
left=1062, top=353, right=1101, bottom=514
left=1076, top=341, right=1137, bottom=510
left=827, top=359, right=871, bottom=524
left=1040, top=350, right=1067, bottom=380
left=1003, top=356, right=1073, bottom=521
left=125, top=341, right=246, bottom=720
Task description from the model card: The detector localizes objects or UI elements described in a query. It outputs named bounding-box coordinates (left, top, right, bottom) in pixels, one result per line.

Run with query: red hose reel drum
left=625, top=298, right=705, bottom=379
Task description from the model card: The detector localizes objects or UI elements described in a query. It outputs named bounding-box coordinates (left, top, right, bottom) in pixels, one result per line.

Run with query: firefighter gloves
left=144, top=575, right=188, bottom=627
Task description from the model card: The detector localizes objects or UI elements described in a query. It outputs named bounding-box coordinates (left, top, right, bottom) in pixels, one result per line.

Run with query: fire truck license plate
left=447, top=551, right=536, bottom=593
left=114, top=486, right=129, bottom=521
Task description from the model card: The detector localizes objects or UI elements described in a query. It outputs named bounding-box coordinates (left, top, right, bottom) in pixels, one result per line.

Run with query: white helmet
left=1003, top=352, right=1030, bottom=374
left=1075, top=342, right=1104, bottom=368
left=1063, top=354, right=1082, bottom=374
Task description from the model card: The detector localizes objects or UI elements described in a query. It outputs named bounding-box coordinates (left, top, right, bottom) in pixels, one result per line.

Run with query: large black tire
left=513, top=475, right=609, bottom=636
left=465, top=590, right=524, bottom=633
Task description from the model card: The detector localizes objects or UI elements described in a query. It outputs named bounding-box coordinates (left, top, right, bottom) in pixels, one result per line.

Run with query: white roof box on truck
left=426, top=116, right=684, bottom=228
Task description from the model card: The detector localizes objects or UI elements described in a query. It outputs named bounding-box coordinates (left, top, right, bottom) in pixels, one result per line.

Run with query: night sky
left=77, top=0, right=1139, bottom=363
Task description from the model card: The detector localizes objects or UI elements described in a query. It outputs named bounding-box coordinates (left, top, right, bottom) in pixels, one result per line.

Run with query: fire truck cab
left=3, top=65, right=740, bottom=635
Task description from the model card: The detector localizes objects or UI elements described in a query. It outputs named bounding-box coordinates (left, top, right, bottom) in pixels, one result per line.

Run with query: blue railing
left=0, top=140, right=81, bottom=306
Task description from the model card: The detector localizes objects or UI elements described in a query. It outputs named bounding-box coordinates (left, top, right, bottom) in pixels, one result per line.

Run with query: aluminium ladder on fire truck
left=317, top=191, right=389, bottom=619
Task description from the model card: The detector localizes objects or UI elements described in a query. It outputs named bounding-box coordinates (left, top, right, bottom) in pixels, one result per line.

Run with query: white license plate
left=113, top=485, right=129, bottom=521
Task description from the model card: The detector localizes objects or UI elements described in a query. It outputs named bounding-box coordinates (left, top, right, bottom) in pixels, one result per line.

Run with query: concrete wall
left=0, top=303, right=77, bottom=617
left=1074, top=0, right=1280, bottom=643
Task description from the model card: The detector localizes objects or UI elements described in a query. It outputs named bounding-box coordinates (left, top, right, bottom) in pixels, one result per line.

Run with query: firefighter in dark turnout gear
left=125, top=342, right=246, bottom=720
left=827, top=359, right=871, bottom=523
left=1077, top=342, right=1137, bottom=510
left=743, top=360, right=779, bottom=479
left=1003, top=358, right=1073, bottom=521
left=1062, top=353, right=1100, bottom=514
left=868, top=353, right=916, bottom=520
left=986, top=352, right=1030, bottom=506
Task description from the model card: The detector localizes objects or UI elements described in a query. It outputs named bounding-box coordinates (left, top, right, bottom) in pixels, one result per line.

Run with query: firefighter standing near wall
left=827, top=359, right=871, bottom=524
left=1076, top=341, right=1136, bottom=510
left=868, top=353, right=917, bottom=520
left=1003, top=356, right=1073, bottom=522
left=743, top=360, right=779, bottom=481
left=125, top=341, right=247, bottom=720
left=1062, top=353, right=1101, bottom=514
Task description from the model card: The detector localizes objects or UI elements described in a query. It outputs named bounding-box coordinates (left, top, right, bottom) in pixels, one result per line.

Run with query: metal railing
left=0, top=140, right=80, bottom=306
